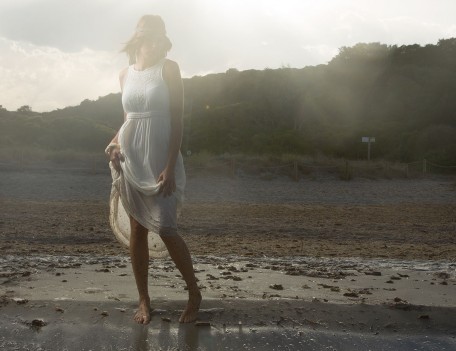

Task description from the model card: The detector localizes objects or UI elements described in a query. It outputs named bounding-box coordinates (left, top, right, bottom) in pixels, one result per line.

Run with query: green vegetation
left=1, top=39, right=455, bottom=167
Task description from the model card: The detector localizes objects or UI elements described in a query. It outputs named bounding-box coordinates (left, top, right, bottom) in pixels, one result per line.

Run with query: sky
left=0, top=0, right=455, bottom=112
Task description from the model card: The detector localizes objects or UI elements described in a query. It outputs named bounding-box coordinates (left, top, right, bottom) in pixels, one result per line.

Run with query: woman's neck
left=134, top=56, right=163, bottom=71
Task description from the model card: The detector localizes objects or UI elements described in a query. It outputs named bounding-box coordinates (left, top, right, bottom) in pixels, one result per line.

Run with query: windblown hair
left=121, top=15, right=172, bottom=64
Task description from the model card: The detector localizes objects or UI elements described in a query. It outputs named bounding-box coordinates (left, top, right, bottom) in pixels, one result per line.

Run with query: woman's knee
left=130, top=216, right=148, bottom=235
left=159, top=227, right=178, bottom=238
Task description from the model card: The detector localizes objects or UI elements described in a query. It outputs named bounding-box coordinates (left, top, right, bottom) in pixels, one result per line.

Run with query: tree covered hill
left=1, top=39, right=455, bottom=163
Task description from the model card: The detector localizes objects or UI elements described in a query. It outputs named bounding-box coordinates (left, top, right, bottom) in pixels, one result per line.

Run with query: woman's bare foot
left=134, top=298, right=151, bottom=324
left=179, top=291, right=202, bottom=323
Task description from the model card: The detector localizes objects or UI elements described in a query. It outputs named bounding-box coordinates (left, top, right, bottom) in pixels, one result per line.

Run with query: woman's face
left=137, top=37, right=163, bottom=61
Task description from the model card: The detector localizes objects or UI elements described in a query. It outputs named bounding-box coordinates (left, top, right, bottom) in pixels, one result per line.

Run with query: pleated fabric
left=108, top=58, right=185, bottom=257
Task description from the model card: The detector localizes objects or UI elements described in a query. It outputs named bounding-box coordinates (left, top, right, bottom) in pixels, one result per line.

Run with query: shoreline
left=1, top=254, right=455, bottom=332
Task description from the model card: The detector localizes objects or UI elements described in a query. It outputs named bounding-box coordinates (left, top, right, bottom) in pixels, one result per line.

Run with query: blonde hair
left=121, top=15, right=172, bottom=64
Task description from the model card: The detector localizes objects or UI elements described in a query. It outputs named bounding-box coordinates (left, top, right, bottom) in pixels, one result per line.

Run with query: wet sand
left=1, top=167, right=455, bottom=350
left=1, top=255, right=455, bottom=350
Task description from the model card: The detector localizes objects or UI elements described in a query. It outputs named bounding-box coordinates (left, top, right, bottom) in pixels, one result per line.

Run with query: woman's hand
left=109, top=146, right=124, bottom=172
left=157, top=167, right=176, bottom=197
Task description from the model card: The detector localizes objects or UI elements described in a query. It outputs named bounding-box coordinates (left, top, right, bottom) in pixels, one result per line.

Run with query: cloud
left=0, top=37, right=125, bottom=111
left=379, top=16, right=456, bottom=44
left=0, top=0, right=130, bottom=52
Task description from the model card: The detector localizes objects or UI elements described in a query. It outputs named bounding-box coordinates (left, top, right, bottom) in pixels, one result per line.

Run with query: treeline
left=1, top=39, right=455, bottom=164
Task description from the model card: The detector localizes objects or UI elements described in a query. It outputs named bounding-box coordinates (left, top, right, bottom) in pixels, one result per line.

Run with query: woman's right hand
left=109, top=147, right=124, bottom=172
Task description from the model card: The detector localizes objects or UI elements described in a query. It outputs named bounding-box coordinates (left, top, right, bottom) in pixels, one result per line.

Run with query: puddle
left=0, top=317, right=454, bottom=351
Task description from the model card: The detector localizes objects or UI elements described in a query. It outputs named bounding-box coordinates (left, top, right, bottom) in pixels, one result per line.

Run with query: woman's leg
left=129, top=215, right=151, bottom=324
left=160, top=233, right=202, bottom=323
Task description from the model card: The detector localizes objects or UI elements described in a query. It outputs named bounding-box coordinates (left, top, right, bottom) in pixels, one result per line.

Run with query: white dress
left=109, top=58, right=186, bottom=257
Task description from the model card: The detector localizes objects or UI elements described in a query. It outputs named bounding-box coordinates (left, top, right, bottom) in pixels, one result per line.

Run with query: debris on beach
left=0, top=295, right=10, bottom=307
left=364, top=271, right=382, bottom=276
left=206, top=274, right=219, bottom=280
left=12, top=297, right=28, bottom=305
left=435, top=272, right=450, bottom=280
left=343, top=292, right=359, bottom=298
left=269, top=284, right=284, bottom=290
left=262, top=292, right=281, bottom=299
left=161, top=317, right=171, bottom=322
left=201, top=308, right=225, bottom=314
left=101, top=311, right=109, bottom=317
left=23, top=319, right=47, bottom=330
left=84, top=287, right=104, bottom=294
left=302, top=318, right=322, bottom=327
left=31, top=319, right=47, bottom=327
left=357, top=288, right=373, bottom=295
left=95, top=268, right=111, bottom=273
left=195, top=321, right=211, bottom=327
left=107, top=296, right=120, bottom=301
left=151, top=308, right=167, bottom=314
left=386, top=298, right=420, bottom=311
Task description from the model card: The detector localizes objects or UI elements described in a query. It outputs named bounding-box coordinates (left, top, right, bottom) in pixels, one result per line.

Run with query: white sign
left=362, top=137, right=376, bottom=160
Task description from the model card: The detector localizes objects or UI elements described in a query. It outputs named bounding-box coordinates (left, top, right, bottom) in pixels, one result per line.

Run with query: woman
left=105, top=15, right=201, bottom=325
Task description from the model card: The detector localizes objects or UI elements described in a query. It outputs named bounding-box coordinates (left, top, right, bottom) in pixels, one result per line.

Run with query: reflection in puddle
left=0, top=314, right=454, bottom=351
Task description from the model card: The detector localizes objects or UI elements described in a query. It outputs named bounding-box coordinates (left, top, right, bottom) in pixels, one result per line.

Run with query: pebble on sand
left=12, top=298, right=28, bottom=304
left=29, top=319, right=47, bottom=328
left=343, top=292, right=359, bottom=298
left=269, top=284, right=284, bottom=290
left=365, top=271, right=382, bottom=276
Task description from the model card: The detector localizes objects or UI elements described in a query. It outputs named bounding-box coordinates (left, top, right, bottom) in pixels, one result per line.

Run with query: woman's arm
left=159, top=59, right=184, bottom=196
left=106, top=67, right=128, bottom=171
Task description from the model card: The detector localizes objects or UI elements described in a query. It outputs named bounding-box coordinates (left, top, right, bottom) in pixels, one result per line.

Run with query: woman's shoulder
left=163, top=59, right=179, bottom=70
left=119, top=66, right=129, bottom=79
left=163, top=59, right=181, bottom=80
left=119, top=66, right=129, bottom=89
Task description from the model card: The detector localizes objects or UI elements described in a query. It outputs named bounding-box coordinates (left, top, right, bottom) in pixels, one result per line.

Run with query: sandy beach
left=1, top=166, right=455, bottom=350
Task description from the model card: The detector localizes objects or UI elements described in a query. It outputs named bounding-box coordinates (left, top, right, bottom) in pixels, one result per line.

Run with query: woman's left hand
left=157, top=167, right=176, bottom=197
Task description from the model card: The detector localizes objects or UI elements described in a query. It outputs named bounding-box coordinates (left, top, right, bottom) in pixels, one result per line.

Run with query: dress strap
left=158, top=57, right=167, bottom=80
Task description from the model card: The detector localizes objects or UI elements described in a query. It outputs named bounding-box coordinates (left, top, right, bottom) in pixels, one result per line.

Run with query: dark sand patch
left=1, top=199, right=455, bottom=260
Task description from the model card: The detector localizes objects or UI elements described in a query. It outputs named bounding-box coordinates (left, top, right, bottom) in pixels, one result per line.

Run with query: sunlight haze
left=0, top=0, right=455, bottom=111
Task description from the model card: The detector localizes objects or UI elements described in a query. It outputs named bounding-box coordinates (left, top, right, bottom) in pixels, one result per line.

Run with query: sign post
left=361, top=137, right=376, bottom=161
